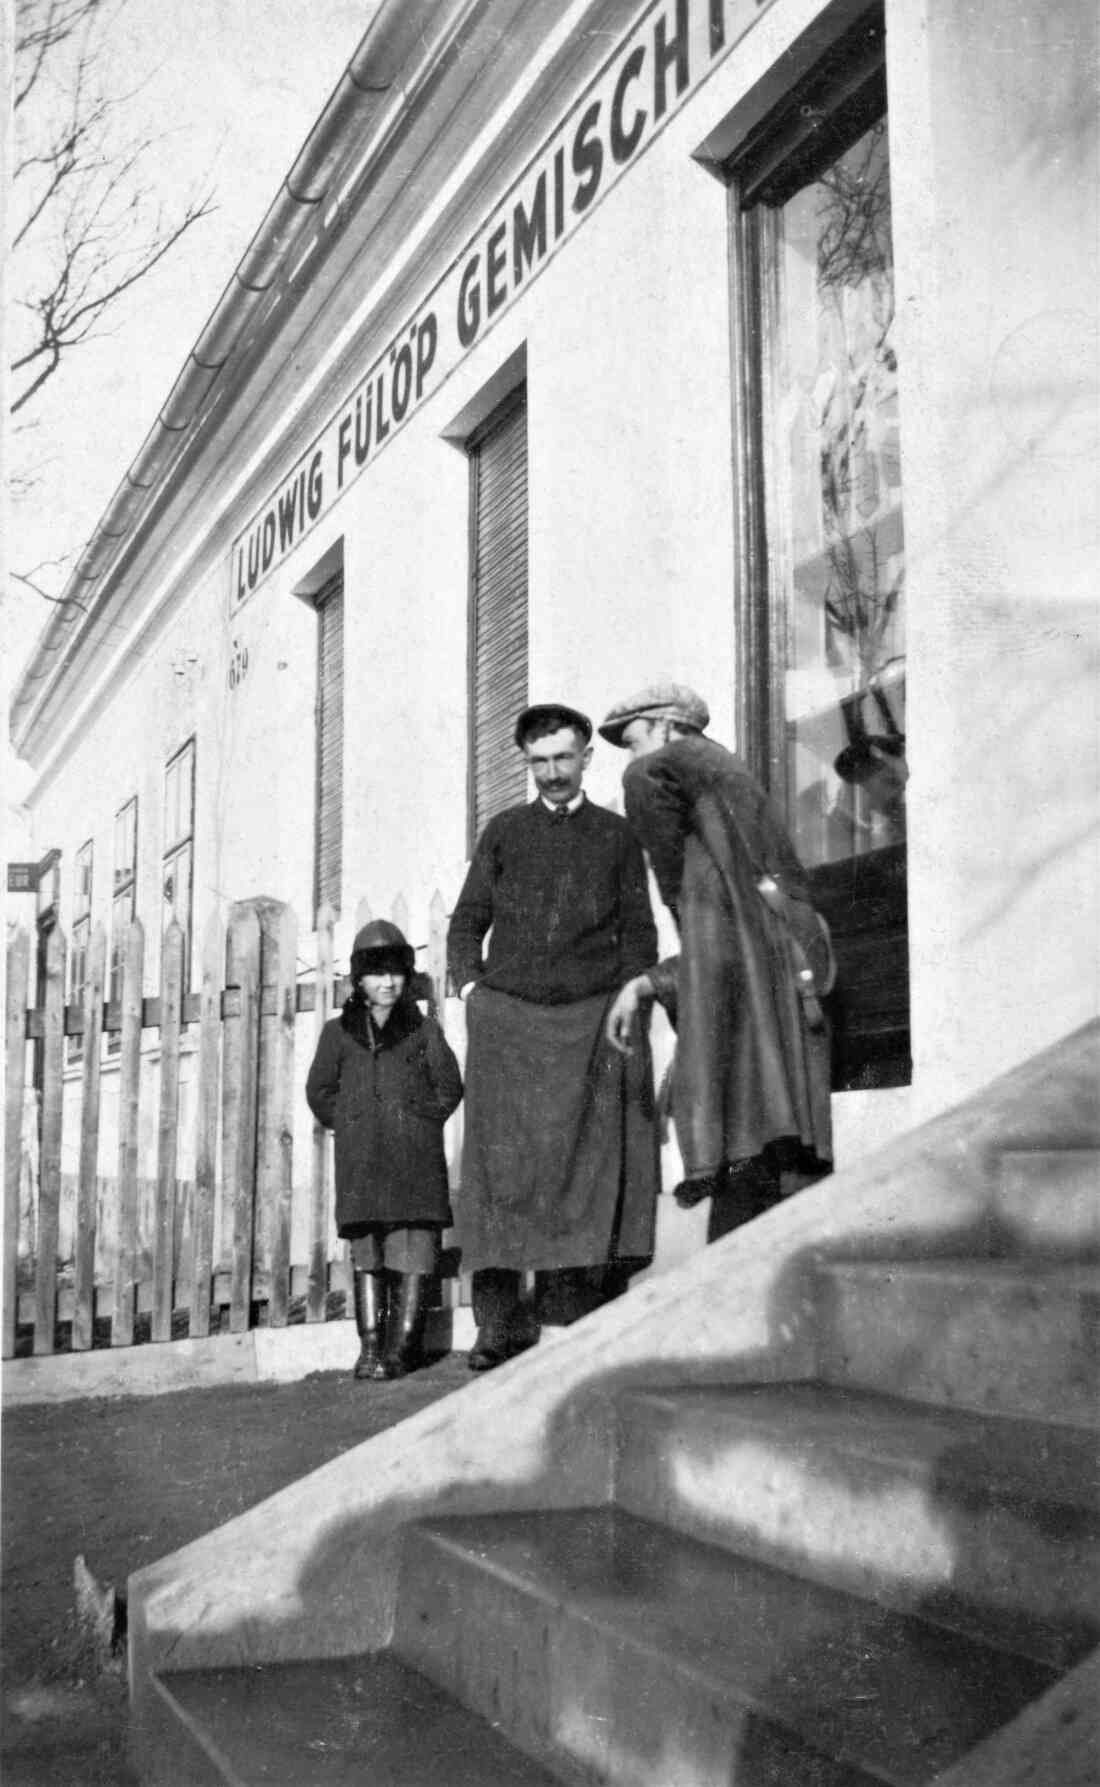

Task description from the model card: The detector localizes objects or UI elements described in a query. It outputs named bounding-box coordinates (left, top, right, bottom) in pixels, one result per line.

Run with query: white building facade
left=10, top=0, right=1099, bottom=1269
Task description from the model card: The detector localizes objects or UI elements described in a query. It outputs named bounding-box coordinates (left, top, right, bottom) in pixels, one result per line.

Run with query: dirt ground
left=0, top=1351, right=471, bottom=1786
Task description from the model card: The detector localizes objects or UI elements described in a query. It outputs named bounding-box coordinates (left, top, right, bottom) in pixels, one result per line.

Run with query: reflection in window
left=770, top=118, right=906, bottom=868
left=163, top=739, right=195, bottom=985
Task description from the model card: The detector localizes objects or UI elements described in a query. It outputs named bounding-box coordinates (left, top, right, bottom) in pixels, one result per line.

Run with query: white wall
left=888, top=0, right=1100, bottom=1116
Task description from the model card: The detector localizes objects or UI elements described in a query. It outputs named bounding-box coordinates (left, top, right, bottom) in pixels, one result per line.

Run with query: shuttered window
left=467, top=388, right=528, bottom=846
left=314, top=573, right=344, bottom=918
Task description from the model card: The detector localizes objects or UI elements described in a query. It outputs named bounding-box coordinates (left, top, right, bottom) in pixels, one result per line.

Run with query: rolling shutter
left=314, top=574, right=344, bottom=917
left=467, top=389, right=528, bottom=844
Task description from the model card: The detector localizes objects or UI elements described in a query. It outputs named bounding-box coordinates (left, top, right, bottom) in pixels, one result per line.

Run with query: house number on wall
left=228, top=639, right=250, bottom=690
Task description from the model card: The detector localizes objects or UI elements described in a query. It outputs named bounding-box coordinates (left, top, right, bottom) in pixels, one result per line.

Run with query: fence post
left=112, top=918, right=145, bottom=1346
left=223, top=905, right=261, bottom=1334
left=152, top=922, right=185, bottom=1343
left=34, top=923, right=66, bottom=1356
left=255, top=901, right=297, bottom=1327
left=4, top=924, right=31, bottom=1359
left=188, top=909, right=223, bottom=1340
left=308, top=903, right=336, bottom=1322
left=72, top=923, right=107, bottom=1351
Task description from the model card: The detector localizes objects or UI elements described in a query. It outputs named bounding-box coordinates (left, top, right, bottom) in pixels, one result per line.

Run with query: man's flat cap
left=513, top=703, right=593, bottom=748
left=598, top=681, right=710, bottom=745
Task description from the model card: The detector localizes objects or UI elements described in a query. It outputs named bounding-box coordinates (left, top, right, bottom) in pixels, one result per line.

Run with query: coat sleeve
left=618, top=826, right=659, bottom=981
left=622, top=755, right=691, bottom=919
left=447, top=820, right=498, bottom=989
left=422, top=1019, right=464, bottom=1121
left=305, top=1020, right=342, bottom=1128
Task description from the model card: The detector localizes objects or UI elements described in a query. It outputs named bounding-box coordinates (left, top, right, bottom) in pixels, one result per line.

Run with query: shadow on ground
left=0, top=1350, right=470, bottom=1787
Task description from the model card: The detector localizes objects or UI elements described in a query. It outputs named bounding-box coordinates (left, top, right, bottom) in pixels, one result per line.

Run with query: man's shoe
left=467, top=1319, right=539, bottom=1372
left=467, top=1338, right=509, bottom=1372
left=672, top=1173, right=717, bottom=1210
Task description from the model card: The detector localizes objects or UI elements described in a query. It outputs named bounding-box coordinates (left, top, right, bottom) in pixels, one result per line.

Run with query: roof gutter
left=11, top=0, right=488, bottom=759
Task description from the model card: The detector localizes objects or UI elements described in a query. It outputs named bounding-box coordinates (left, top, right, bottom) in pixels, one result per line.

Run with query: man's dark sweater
left=448, top=798, right=657, bottom=1005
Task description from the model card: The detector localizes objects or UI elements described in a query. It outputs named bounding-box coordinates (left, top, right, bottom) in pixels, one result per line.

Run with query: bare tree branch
left=9, top=0, right=216, bottom=419
left=10, top=570, right=89, bottom=613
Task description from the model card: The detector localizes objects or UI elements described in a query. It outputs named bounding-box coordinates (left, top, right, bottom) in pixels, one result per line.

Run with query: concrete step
left=994, top=1148, right=1100, bottom=1255
left=612, top=1380, right=1099, bottom=1668
left=814, top=1260, right=1100, bottom=1427
left=145, top=1653, right=564, bottom=1786
left=392, top=1506, right=1056, bottom=1787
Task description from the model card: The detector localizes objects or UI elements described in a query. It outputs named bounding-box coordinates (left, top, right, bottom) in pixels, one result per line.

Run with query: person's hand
left=605, top=975, right=654, bottom=1054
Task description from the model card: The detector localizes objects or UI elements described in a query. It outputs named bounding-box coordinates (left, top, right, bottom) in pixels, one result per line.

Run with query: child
left=306, top=920, right=462, bottom=1379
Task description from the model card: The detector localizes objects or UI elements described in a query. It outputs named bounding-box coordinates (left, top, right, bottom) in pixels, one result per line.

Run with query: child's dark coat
left=306, top=997, right=462, bottom=1234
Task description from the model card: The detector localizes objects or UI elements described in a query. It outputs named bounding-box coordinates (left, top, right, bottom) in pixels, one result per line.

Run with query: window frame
left=162, top=738, right=196, bottom=985
left=313, top=571, right=345, bottom=922
left=108, top=795, right=139, bottom=1053
left=725, top=6, right=910, bottom=1090
left=67, top=838, right=94, bottom=1062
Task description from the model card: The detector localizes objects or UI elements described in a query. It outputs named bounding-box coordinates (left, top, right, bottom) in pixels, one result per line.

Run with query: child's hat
left=351, top=919, right=414, bottom=975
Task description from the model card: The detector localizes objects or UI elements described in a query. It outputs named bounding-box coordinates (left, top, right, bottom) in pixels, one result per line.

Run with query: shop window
left=163, top=739, right=195, bottom=985
left=107, top=796, right=138, bottom=1054
left=728, top=7, right=909, bottom=1087
left=314, top=572, right=344, bottom=919
left=67, top=840, right=93, bottom=1062
left=466, top=386, right=528, bottom=848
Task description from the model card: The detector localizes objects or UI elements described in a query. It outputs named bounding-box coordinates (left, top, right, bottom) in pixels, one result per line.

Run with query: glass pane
left=770, top=118, right=906, bottom=866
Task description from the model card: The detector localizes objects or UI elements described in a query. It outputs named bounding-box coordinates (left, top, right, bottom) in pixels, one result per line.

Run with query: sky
left=5, top=0, right=375, bottom=698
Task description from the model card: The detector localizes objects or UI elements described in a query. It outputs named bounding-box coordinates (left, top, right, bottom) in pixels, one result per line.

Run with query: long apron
left=458, top=986, right=658, bottom=1273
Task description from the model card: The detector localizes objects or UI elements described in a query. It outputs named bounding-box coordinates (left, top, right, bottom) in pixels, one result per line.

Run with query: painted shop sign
left=231, top=0, right=776, bottom=607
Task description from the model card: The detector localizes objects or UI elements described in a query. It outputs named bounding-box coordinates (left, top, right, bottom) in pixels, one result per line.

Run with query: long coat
left=305, top=997, right=462, bottom=1234
left=623, top=734, right=832, bottom=1177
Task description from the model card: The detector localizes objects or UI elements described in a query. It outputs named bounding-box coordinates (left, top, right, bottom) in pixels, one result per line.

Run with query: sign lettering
left=232, top=0, right=774, bottom=605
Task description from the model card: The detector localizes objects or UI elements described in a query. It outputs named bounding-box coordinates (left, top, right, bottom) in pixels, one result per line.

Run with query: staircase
left=136, top=1133, right=1099, bottom=1786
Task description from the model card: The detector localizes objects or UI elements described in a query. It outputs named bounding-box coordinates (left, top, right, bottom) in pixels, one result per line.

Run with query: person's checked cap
left=598, top=681, right=710, bottom=746
left=513, top=703, right=593, bottom=748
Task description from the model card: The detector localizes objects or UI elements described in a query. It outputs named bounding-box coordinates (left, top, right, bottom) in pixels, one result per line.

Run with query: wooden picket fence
left=3, top=892, right=455, bottom=1362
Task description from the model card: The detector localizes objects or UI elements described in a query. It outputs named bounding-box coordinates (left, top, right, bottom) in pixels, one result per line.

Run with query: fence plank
left=34, top=924, right=67, bottom=1356
left=112, top=918, right=146, bottom=1346
left=353, top=895, right=372, bottom=932
left=4, top=925, right=32, bottom=1358
left=267, top=907, right=298, bottom=1329
left=308, top=904, right=336, bottom=1322
left=391, top=891, right=410, bottom=939
left=152, top=923, right=185, bottom=1342
left=72, top=924, right=107, bottom=1351
left=224, top=906, right=261, bottom=1334
left=189, top=909, right=223, bottom=1340
left=427, top=890, right=448, bottom=1017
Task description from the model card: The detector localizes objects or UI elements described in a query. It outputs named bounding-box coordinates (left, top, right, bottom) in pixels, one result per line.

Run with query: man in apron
left=449, top=702, right=660, bottom=1370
